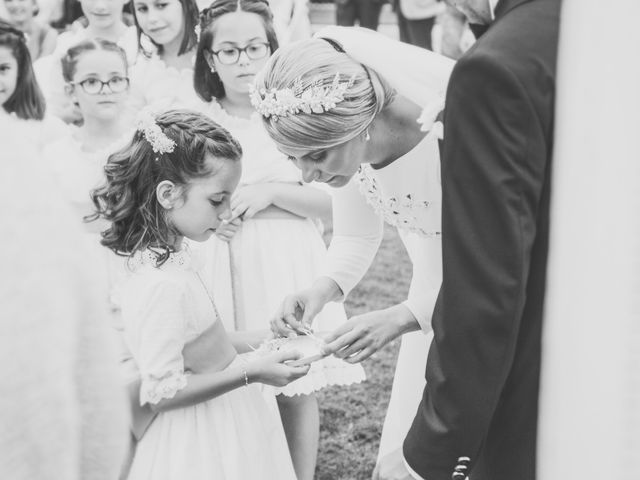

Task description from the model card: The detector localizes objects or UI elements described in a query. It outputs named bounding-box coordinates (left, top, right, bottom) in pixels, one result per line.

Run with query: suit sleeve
left=403, top=53, right=549, bottom=478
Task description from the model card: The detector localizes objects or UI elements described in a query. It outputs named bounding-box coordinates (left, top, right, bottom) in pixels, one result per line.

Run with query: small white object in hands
left=255, top=333, right=329, bottom=367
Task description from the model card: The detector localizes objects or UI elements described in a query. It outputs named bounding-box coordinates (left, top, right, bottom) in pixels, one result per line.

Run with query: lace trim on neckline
left=128, top=244, right=200, bottom=271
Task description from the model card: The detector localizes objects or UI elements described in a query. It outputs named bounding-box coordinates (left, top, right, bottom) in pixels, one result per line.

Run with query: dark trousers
left=397, top=11, right=436, bottom=50
left=335, top=0, right=383, bottom=30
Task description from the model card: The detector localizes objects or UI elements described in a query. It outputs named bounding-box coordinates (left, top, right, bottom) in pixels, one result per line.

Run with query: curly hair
left=194, top=0, right=279, bottom=102
left=90, top=109, right=242, bottom=264
left=0, top=20, right=45, bottom=120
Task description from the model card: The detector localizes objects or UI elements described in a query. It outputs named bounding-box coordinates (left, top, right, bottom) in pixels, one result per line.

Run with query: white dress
left=43, top=132, right=131, bottom=315
left=128, top=54, right=202, bottom=114
left=0, top=111, right=129, bottom=480
left=200, top=100, right=366, bottom=396
left=323, top=131, right=443, bottom=460
left=121, top=247, right=297, bottom=480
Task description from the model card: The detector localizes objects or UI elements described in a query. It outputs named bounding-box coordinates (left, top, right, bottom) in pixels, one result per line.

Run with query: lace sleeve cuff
left=140, top=370, right=189, bottom=406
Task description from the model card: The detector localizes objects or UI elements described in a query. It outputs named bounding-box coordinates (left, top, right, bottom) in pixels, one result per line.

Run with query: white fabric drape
left=538, top=1, right=640, bottom=479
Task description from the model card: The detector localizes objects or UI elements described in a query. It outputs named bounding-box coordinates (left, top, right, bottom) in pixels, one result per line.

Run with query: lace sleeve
left=121, top=274, right=190, bottom=406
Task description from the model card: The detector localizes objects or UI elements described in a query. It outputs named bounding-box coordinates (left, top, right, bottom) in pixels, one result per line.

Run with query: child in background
left=194, top=2, right=365, bottom=478
left=34, top=0, right=136, bottom=123
left=43, top=38, right=132, bottom=319
left=0, top=20, right=66, bottom=143
left=91, top=109, right=306, bottom=480
left=0, top=20, right=45, bottom=119
left=3, top=0, right=58, bottom=59
left=127, top=0, right=202, bottom=112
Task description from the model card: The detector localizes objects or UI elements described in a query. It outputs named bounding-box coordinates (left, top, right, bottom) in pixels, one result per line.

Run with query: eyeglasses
left=72, top=76, right=130, bottom=95
left=210, top=42, right=270, bottom=65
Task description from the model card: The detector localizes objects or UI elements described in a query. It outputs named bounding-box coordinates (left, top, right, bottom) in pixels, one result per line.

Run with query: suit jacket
left=403, top=1, right=561, bottom=479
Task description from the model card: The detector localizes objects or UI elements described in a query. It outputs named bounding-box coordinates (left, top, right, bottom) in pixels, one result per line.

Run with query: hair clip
left=136, top=110, right=176, bottom=155
left=250, top=73, right=356, bottom=121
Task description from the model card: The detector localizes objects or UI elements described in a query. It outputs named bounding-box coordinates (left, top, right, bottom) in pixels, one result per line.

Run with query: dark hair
left=90, top=109, right=242, bottom=263
left=194, top=0, right=279, bottom=102
left=61, top=38, right=129, bottom=83
left=131, top=0, right=199, bottom=57
left=0, top=20, right=45, bottom=120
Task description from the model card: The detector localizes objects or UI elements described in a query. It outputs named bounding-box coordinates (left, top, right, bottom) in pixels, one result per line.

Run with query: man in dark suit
left=376, top=0, right=561, bottom=479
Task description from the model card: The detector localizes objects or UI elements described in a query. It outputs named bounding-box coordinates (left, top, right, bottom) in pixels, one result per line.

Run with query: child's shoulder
left=122, top=262, right=190, bottom=308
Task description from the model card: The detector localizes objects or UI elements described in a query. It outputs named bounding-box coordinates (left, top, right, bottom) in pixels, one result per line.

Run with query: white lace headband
left=136, top=110, right=176, bottom=155
left=250, top=73, right=356, bottom=121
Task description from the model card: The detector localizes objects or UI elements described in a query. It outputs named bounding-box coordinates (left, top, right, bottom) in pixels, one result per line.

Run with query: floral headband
left=250, top=73, right=356, bottom=121
left=136, top=110, right=175, bottom=155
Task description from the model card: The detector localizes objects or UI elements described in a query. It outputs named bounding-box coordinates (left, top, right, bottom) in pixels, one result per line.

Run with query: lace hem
left=140, top=370, right=189, bottom=405
left=271, top=356, right=366, bottom=397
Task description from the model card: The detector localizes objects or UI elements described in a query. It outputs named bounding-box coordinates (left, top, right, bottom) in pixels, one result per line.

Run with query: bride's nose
left=301, top=166, right=319, bottom=183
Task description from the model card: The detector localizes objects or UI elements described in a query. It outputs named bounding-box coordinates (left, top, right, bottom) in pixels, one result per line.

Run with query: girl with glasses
left=127, top=0, right=202, bottom=112
left=33, top=0, right=137, bottom=124
left=42, top=38, right=133, bottom=339
left=193, top=2, right=365, bottom=479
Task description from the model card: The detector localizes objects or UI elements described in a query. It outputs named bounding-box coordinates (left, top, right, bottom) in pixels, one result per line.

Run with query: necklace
left=195, top=271, right=222, bottom=323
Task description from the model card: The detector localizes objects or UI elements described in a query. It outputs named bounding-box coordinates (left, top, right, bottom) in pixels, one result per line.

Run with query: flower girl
left=194, top=2, right=365, bottom=478
left=91, top=109, right=306, bottom=480
left=128, top=0, right=202, bottom=111
left=43, top=38, right=133, bottom=315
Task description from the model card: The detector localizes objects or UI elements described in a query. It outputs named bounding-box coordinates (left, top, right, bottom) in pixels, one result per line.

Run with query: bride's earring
left=365, top=129, right=371, bottom=141
left=209, top=65, right=215, bottom=74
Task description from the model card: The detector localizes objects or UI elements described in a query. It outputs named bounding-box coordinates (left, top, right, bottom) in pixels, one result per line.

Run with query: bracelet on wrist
left=242, top=369, right=249, bottom=386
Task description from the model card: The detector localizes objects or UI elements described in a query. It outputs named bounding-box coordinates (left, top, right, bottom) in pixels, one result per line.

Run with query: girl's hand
left=214, top=217, right=242, bottom=242
left=231, top=184, right=276, bottom=220
left=322, top=304, right=421, bottom=363
left=246, top=350, right=310, bottom=387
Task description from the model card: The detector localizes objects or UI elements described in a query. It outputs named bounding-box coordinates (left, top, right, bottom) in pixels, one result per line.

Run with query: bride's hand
left=270, top=277, right=343, bottom=337
left=323, top=304, right=421, bottom=363
left=271, top=289, right=325, bottom=337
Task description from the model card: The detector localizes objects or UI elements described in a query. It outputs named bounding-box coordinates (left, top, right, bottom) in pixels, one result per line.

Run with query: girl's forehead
left=211, top=11, right=267, bottom=44
left=0, top=46, right=16, bottom=62
left=74, top=50, right=127, bottom=76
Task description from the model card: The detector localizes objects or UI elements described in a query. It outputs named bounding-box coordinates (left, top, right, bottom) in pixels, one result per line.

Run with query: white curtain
left=537, top=1, right=640, bottom=479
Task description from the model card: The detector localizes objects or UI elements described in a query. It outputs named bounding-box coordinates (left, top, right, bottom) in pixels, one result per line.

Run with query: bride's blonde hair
left=254, top=38, right=396, bottom=156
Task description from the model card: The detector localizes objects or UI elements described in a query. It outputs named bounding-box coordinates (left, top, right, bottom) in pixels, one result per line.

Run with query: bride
left=252, top=26, right=453, bottom=465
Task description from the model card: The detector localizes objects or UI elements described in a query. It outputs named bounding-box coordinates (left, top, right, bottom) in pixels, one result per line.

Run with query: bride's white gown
left=314, top=27, right=454, bottom=461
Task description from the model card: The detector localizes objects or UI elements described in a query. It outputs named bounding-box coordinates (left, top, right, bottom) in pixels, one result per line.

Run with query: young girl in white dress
left=193, top=2, right=365, bottom=479
left=91, top=109, right=307, bottom=480
left=34, top=0, right=136, bottom=123
left=128, top=0, right=202, bottom=112
left=43, top=38, right=133, bottom=316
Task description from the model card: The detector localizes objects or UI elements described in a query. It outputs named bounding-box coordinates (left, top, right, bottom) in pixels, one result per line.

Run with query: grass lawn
left=315, top=224, right=412, bottom=479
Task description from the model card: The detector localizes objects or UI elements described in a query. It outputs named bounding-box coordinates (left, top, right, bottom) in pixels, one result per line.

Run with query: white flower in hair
left=250, top=73, right=356, bottom=120
left=136, top=110, right=176, bottom=154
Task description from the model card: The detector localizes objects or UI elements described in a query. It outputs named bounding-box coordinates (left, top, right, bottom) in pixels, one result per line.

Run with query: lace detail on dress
left=355, top=165, right=441, bottom=238
left=127, top=243, right=204, bottom=272
left=140, top=370, right=189, bottom=405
